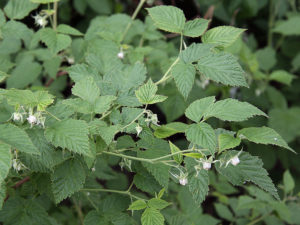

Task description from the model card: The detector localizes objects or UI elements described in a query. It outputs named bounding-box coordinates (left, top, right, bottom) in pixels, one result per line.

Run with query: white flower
left=135, top=125, right=143, bottom=136
left=230, top=156, right=240, bottom=166
left=117, top=51, right=124, bottom=59
left=12, top=112, right=23, bottom=122
left=202, top=162, right=212, bottom=170
left=179, top=177, right=188, bottom=186
left=12, top=159, right=22, bottom=171
left=27, top=115, right=37, bottom=126
left=32, top=14, right=48, bottom=28
left=91, top=167, right=96, bottom=172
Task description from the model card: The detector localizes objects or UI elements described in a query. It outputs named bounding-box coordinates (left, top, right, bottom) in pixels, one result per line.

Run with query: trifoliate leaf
left=45, top=119, right=90, bottom=156
left=169, top=141, right=183, bottom=164
left=135, top=79, right=167, bottom=104
left=57, top=24, right=83, bottom=36
left=185, top=157, right=209, bottom=204
left=147, top=6, right=186, bottom=33
left=185, top=96, right=215, bottom=123
left=0, top=142, right=12, bottom=184
left=141, top=208, right=164, bottom=225
left=72, top=77, right=100, bottom=104
left=216, top=151, right=279, bottom=200
left=171, top=60, right=196, bottom=99
left=204, top=98, right=267, bottom=122
left=148, top=198, right=170, bottom=210
left=51, top=158, right=86, bottom=203
left=185, top=123, right=216, bottom=154
left=237, top=127, right=294, bottom=152
left=218, top=134, right=241, bottom=153
left=0, top=124, right=39, bottom=155
left=183, top=18, right=209, bottom=37
left=154, top=122, right=188, bottom=138
left=196, top=52, right=248, bottom=87
left=202, top=26, right=245, bottom=48
left=128, top=200, right=147, bottom=210
left=4, top=0, right=38, bottom=20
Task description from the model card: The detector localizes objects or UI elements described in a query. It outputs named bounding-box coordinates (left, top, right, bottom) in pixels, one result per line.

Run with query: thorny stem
left=120, top=0, right=147, bottom=43
left=81, top=188, right=146, bottom=200
left=53, top=2, right=58, bottom=30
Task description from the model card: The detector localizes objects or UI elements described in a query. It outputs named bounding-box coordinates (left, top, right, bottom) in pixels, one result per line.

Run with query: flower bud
left=117, top=51, right=124, bottom=59
left=202, top=162, right=212, bottom=170
left=179, top=177, right=188, bottom=186
left=13, top=112, right=22, bottom=121
left=231, top=156, right=240, bottom=166
left=135, top=125, right=143, bottom=136
left=27, top=115, right=37, bottom=125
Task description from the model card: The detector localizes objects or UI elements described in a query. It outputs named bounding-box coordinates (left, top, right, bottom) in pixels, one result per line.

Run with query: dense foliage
left=0, top=0, right=299, bottom=224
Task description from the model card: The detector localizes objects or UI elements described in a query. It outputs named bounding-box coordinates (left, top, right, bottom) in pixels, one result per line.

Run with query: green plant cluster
left=0, top=0, right=299, bottom=224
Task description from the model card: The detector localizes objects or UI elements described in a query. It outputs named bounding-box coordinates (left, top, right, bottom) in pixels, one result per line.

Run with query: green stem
left=120, top=0, right=147, bottom=43
left=53, top=2, right=58, bottom=30
left=45, top=110, right=61, bottom=121
left=81, top=188, right=145, bottom=200
left=155, top=57, right=180, bottom=85
left=246, top=214, right=269, bottom=225
left=73, top=199, right=84, bottom=225
left=121, top=109, right=146, bottom=131
left=101, top=149, right=194, bottom=163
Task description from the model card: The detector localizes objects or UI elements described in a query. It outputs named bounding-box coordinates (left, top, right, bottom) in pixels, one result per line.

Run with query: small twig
left=5, top=176, right=31, bottom=202
left=45, top=70, right=68, bottom=87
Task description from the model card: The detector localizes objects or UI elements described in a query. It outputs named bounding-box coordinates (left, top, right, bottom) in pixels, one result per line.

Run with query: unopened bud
left=117, top=51, right=124, bottom=59
left=13, top=112, right=22, bottom=121
left=179, top=177, right=188, bottom=186
left=135, top=125, right=143, bottom=136
left=231, top=156, right=240, bottom=166
left=202, top=162, right=212, bottom=170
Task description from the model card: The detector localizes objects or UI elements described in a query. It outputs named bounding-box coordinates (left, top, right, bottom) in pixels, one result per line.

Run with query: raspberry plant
left=0, top=0, right=296, bottom=224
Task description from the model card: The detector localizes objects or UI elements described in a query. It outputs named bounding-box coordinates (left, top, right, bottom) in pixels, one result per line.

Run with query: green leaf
left=0, top=142, right=12, bottom=184
left=138, top=145, right=170, bottom=188
left=183, top=18, right=209, bottom=37
left=57, top=24, right=83, bottom=36
left=0, top=71, right=8, bottom=83
left=141, top=208, right=164, bottom=225
left=214, top=203, right=234, bottom=221
left=216, top=151, right=279, bottom=200
left=128, top=200, right=147, bottom=210
left=202, top=26, right=245, bottom=47
left=0, top=124, right=39, bottom=155
left=218, top=134, right=241, bottom=153
left=185, top=157, right=209, bottom=204
left=185, top=123, right=216, bottom=153
left=237, top=127, right=294, bottom=152
left=273, top=16, right=300, bottom=36
left=196, top=52, right=248, bottom=87
left=0, top=197, right=53, bottom=224
left=51, top=158, right=86, bottom=203
left=171, top=60, right=196, bottom=99
left=72, top=77, right=100, bottom=104
left=255, top=47, right=276, bottom=72
left=45, top=119, right=90, bottom=156
left=4, top=0, right=38, bottom=20
left=7, top=58, right=42, bottom=89
left=169, top=141, right=183, bottom=164
left=39, top=28, right=72, bottom=54
left=31, top=0, right=59, bottom=3
left=96, top=125, right=120, bottom=145
left=154, top=122, right=188, bottom=138
left=283, top=170, right=295, bottom=194
left=0, top=183, right=6, bottom=210
left=135, top=79, right=167, bottom=104
left=146, top=6, right=186, bottom=33
left=180, top=43, right=216, bottom=63
left=43, top=56, right=61, bottom=79
left=204, top=98, right=267, bottom=122
left=269, top=70, right=295, bottom=86
left=185, top=96, right=215, bottom=123
left=94, top=96, right=116, bottom=114
left=148, top=198, right=170, bottom=210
